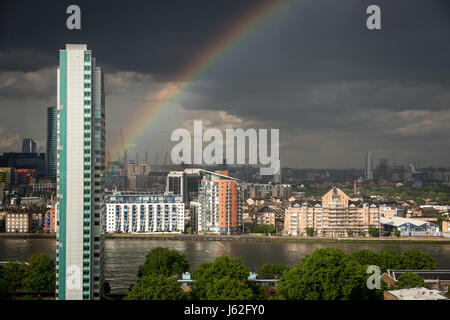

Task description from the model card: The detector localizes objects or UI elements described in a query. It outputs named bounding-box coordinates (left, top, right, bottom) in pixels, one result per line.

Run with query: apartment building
left=5, top=212, right=31, bottom=233
left=56, top=44, right=105, bottom=300
left=105, top=192, right=184, bottom=233
left=284, top=187, right=381, bottom=237
left=191, top=178, right=243, bottom=235
left=44, top=205, right=56, bottom=233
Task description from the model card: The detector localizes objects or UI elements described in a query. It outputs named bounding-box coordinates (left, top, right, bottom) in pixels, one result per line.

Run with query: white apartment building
left=105, top=192, right=184, bottom=233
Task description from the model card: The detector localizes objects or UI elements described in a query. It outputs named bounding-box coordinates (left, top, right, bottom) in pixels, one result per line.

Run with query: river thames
left=0, top=238, right=449, bottom=294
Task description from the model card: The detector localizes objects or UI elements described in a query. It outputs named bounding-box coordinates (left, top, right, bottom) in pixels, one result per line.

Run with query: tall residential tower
left=56, top=44, right=105, bottom=300
left=46, top=106, right=57, bottom=181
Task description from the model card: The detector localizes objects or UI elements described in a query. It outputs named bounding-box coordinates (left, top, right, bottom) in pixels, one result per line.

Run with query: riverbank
left=1, top=232, right=450, bottom=244
left=105, top=233, right=450, bottom=244
left=0, top=233, right=55, bottom=239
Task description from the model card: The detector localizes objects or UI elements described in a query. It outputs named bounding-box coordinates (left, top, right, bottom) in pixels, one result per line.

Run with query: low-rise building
left=380, top=217, right=440, bottom=236
left=384, top=270, right=450, bottom=293
left=44, top=205, right=56, bottom=233
left=5, top=212, right=30, bottom=233
left=442, top=214, right=450, bottom=237
left=384, top=287, right=447, bottom=300
left=256, top=205, right=284, bottom=234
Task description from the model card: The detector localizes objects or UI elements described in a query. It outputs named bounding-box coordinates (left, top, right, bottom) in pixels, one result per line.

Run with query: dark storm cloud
left=0, top=0, right=263, bottom=75
left=0, top=0, right=449, bottom=167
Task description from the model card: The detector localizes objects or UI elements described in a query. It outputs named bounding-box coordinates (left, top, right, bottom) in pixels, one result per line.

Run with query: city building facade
left=5, top=212, right=31, bottom=233
left=56, top=44, right=105, bottom=300
left=47, top=106, right=58, bottom=181
left=104, top=192, right=184, bottom=233
left=191, top=178, right=243, bottom=235
left=44, top=205, right=56, bottom=233
left=284, top=187, right=381, bottom=237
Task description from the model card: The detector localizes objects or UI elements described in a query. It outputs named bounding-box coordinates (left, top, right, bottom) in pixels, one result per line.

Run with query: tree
left=350, top=249, right=379, bottom=266
left=256, top=264, right=288, bottom=278
left=124, top=274, right=188, bottom=300
left=202, top=276, right=256, bottom=300
left=347, top=231, right=353, bottom=237
left=394, top=230, right=401, bottom=237
left=378, top=249, right=402, bottom=272
left=22, top=254, right=55, bottom=295
left=192, top=256, right=255, bottom=300
left=0, top=260, right=27, bottom=297
left=396, top=272, right=425, bottom=289
left=278, top=248, right=371, bottom=300
left=415, top=198, right=425, bottom=205
left=369, top=226, right=379, bottom=237
left=138, top=247, right=189, bottom=278
left=400, top=249, right=437, bottom=270
left=305, top=227, right=314, bottom=237
left=253, top=224, right=276, bottom=235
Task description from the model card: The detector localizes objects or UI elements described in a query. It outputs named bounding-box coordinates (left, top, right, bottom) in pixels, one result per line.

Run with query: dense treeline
left=0, top=254, right=55, bottom=300
left=124, top=247, right=437, bottom=300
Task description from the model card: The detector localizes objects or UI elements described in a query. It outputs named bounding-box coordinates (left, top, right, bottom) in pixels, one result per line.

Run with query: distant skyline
left=1, top=0, right=450, bottom=168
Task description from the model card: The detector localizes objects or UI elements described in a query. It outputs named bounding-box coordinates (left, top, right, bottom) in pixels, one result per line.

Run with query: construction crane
left=120, top=128, right=127, bottom=175
left=106, top=151, right=111, bottom=164
left=155, top=152, right=158, bottom=165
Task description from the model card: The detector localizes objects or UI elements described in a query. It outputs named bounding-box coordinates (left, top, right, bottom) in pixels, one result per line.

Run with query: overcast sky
left=1, top=0, right=450, bottom=168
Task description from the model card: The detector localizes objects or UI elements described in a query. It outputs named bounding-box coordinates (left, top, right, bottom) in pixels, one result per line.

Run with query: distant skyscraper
left=46, top=106, right=57, bottom=181
left=273, top=158, right=281, bottom=184
left=56, top=44, right=105, bottom=300
left=22, top=138, right=36, bottom=153
left=365, top=152, right=373, bottom=181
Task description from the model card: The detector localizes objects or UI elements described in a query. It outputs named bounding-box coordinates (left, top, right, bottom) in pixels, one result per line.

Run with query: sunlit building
left=56, top=44, right=105, bottom=300
left=104, top=192, right=184, bottom=233
left=284, top=187, right=381, bottom=237
left=191, top=178, right=243, bottom=235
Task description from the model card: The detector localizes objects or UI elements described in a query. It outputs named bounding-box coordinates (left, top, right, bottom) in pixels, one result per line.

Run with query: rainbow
left=109, top=0, right=292, bottom=161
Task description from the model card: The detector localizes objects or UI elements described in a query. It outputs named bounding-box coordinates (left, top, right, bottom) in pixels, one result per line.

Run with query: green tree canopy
left=400, top=249, right=437, bottom=270
left=138, top=247, right=189, bottom=278
left=0, top=259, right=27, bottom=297
left=378, top=249, right=402, bottom=272
left=23, top=254, right=55, bottom=294
left=192, top=256, right=255, bottom=300
left=305, top=227, right=314, bottom=237
left=396, top=272, right=425, bottom=289
left=253, top=224, right=276, bottom=235
left=124, top=274, right=188, bottom=300
left=350, top=250, right=380, bottom=266
left=256, top=264, right=288, bottom=278
left=202, top=276, right=256, bottom=300
left=278, top=248, right=370, bottom=300
left=369, top=226, right=379, bottom=237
